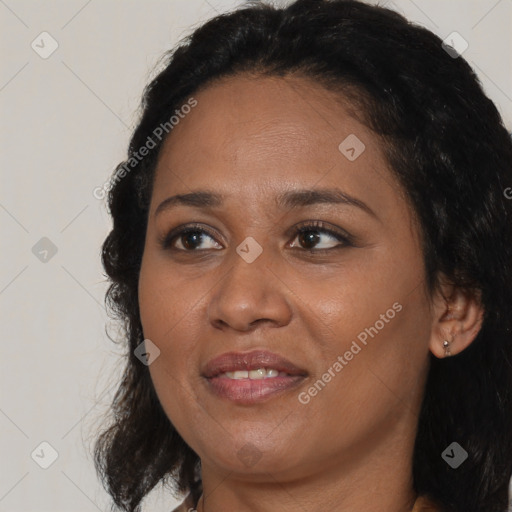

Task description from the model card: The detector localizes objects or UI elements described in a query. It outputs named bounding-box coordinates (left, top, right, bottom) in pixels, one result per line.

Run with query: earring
left=443, top=339, right=452, bottom=357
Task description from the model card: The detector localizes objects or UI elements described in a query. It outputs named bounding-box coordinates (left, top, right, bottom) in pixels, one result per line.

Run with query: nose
left=207, top=248, right=293, bottom=332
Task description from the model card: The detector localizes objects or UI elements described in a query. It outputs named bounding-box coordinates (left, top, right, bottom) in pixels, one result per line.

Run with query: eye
left=160, top=224, right=222, bottom=251
left=289, top=220, right=353, bottom=252
left=160, top=221, right=353, bottom=252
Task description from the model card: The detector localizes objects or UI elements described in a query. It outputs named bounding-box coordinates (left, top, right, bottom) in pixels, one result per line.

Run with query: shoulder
left=412, top=495, right=444, bottom=511
left=170, top=493, right=441, bottom=512
left=170, top=492, right=197, bottom=512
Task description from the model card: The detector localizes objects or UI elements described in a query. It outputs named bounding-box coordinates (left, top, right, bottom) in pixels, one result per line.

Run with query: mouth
left=216, top=368, right=294, bottom=379
left=201, top=350, right=308, bottom=404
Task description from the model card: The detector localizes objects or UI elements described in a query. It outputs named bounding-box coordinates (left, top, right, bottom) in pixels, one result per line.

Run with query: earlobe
left=429, top=283, right=484, bottom=359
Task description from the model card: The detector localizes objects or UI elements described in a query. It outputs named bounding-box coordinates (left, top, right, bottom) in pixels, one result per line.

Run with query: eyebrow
left=154, top=188, right=377, bottom=219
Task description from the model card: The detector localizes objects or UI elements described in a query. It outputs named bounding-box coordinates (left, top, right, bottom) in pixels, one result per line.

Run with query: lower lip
left=204, top=375, right=306, bottom=404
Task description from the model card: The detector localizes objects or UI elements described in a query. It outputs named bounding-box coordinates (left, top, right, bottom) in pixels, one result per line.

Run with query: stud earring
left=443, top=339, right=452, bottom=357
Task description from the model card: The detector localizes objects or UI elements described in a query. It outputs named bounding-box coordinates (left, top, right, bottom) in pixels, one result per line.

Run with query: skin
left=138, top=74, right=483, bottom=512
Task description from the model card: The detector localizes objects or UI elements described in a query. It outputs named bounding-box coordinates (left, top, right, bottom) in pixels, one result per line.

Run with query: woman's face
left=138, top=74, right=436, bottom=481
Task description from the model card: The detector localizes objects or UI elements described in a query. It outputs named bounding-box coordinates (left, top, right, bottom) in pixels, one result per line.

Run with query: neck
left=196, top=421, right=419, bottom=512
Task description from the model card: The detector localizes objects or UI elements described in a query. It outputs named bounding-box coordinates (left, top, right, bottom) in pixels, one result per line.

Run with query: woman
left=93, top=1, right=512, bottom=511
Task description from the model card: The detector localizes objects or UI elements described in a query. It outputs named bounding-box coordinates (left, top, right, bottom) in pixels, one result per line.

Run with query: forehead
left=151, top=74, right=400, bottom=215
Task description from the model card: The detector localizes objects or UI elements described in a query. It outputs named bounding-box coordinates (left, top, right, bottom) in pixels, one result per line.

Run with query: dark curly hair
left=93, top=1, right=512, bottom=511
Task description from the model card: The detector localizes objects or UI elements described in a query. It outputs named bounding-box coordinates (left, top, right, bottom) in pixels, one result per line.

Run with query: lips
left=202, top=350, right=308, bottom=378
left=202, top=350, right=308, bottom=405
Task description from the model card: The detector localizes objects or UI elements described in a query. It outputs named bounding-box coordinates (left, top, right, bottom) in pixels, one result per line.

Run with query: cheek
left=138, top=252, right=205, bottom=343
left=301, top=252, right=419, bottom=352
left=307, top=285, right=432, bottom=427
left=138, top=258, right=205, bottom=409
left=301, top=245, right=431, bottom=407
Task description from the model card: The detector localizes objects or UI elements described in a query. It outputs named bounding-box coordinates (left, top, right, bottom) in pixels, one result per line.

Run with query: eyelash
left=159, top=220, right=354, bottom=254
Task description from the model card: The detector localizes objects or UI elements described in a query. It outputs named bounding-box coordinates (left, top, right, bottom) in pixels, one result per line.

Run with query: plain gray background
left=1, top=1, right=511, bottom=511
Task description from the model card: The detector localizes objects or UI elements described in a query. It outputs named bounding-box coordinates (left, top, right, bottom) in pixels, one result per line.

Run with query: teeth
left=221, top=368, right=285, bottom=379
left=249, top=368, right=267, bottom=379
left=229, top=370, right=248, bottom=379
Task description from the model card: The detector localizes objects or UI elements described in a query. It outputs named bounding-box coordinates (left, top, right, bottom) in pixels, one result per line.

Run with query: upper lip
left=202, top=350, right=308, bottom=378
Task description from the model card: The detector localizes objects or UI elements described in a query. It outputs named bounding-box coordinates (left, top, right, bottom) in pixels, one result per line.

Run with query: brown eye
left=160, top=221, right=352, bottom=253
left=161, top=225, right=222, bottom=251
left=290, top=221, right=353, bottom=252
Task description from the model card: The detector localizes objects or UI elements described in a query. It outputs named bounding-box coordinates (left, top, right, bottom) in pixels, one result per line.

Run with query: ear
left=429, top=276, right=485, bottom=359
